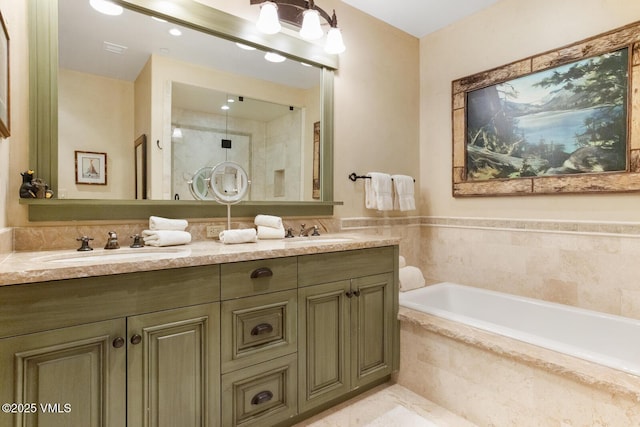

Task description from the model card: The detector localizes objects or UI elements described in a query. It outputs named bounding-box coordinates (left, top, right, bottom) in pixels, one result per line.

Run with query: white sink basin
left=37, top=247, right=191, bottom=264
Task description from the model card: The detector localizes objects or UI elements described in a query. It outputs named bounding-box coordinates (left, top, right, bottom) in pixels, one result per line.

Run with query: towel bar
left=348, top=172, right=414, bottom=182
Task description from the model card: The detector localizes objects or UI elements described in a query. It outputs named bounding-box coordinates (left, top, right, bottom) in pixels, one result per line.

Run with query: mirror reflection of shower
left=171, top=83, right=304, bottom=201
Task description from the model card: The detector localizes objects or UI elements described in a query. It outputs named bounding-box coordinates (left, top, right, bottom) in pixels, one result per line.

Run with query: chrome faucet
left=104, top=231, right=120, bottom=250
left=299, top=224, right=320, bottom=237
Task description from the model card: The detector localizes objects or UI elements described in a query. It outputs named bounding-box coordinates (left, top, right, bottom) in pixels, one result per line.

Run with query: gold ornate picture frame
left=452, top=20, right=640, bottom=197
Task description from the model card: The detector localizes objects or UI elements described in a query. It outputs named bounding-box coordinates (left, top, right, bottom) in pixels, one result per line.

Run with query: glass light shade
left=256, top=2, right=281, bottom=34
left=264, top=52, right=286, bottom=63
left=299, top=9, right=323, bottom=40
left=324, top=27, right=346, bottom=54
left=89, top=0, right=123, bottom=16
left=172, top=127, right=183, bottom=139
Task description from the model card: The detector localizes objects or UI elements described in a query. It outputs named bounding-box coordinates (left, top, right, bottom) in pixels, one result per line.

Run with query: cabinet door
left=351, top=273, right=394, bottom=389
left=298, top=280, right=351, bottom=413
left=127, top=303, right=220, bottom=427
left=0, top=319, right=126, bottom=427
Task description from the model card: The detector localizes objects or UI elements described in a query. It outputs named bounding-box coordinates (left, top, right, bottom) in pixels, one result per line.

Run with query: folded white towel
left=399, top=266, right=425, bottom=292
left=399, top=256, right=407, bottom=268
left=254, top=214, right=283, bottom=229
left=365, top=172, right=393, bottom=211
left=142, top=230, right=191, bottom=247
left=149, top=215, right=188, bottom=231
left=392, top=175, right=416, bottom=211
left=257, top=225, right=285, bottom=239
left=219, top=228, right=258, bottom=244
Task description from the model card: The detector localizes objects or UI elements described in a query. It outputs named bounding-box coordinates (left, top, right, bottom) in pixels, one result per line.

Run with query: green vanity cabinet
left=0, top=265, right=220, bottom=427
left=220, top=258, right=299, bottom=427
left=0, top=318, right=127, bottom=427
left=127, top=303, right=220, bottom=427
left=297, top=247, right=397, bottom=414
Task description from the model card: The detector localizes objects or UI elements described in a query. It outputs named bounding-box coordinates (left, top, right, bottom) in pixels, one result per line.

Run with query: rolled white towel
left=254, top=214, right=283, bottom=229
left=142, top=230, right=191, bottom=247
left=149, top=215, right=188, bottom=231
left=257, top=225, right=285, bottom=239
left=399, top=256, right=407, bottom=268
left=399, top=266, right=425, bottom=292
left=219, top=228, right=258, bottom=244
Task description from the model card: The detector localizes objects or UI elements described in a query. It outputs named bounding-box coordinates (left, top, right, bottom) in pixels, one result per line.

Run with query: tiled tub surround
left=397, top=307, right=640, bottom=426
left=419, top=216, right=640, bottom=321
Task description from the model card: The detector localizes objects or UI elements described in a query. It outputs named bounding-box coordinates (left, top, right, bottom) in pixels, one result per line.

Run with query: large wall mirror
left=26, top=0, right=339, bottom=221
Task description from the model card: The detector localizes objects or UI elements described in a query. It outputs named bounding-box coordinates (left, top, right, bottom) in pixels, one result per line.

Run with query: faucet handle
left=76, top=236, right=94, bottom=252
left=285, top=227, right=294, bottom=238
left=130, top=234, right=144, bottom=248
left=311, top=225, right=320, bottom=236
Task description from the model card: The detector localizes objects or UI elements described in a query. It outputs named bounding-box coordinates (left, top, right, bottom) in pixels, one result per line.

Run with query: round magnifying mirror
left=188, top=167, right=214, bottom=200
left=209, top=161, right=250, bottom=204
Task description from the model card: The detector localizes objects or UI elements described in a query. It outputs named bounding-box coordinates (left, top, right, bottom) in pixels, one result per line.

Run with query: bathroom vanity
left=0, top=237, right=399, bottom=427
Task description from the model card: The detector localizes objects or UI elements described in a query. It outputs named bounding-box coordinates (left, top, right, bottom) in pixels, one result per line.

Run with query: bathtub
left=397, top=282, right=640, bottom=425
left=399, top=282, right=640, bottom=376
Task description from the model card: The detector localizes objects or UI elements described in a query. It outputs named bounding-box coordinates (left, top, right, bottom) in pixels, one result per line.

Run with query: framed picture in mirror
left=0, top=11, right=9, bottom=138
left=75, top=151, right=107, bottom=185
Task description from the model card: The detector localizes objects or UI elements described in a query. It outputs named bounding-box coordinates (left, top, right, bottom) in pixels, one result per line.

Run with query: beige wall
left=58, top=69, right=134, bottom=199
left=198, top=0, right=421, bottom=218
left=421, top=0, right=640, bottom=220
left=3, top=0, right=28, bottom=229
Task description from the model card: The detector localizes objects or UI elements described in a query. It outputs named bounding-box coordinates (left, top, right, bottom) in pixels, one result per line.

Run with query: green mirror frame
left=25, top=0, right=340, bottom=221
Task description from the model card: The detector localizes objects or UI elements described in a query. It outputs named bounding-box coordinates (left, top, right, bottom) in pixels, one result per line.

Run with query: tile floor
left=293, top=383, right=477, bottom=427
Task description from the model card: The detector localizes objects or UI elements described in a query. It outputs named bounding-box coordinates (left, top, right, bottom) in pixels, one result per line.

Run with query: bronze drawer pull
left=130, top=334, right=142, bottom=345
left=251, top=390, right=273, bottom=405
left=251, top=323, right=274, bottom=336
left=112, top=337, right=125, bottom=348
left=250, top=267, right=273, bottom=279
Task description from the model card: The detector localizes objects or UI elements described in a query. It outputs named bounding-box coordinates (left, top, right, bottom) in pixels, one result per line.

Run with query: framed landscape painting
left=452, top=20, right=640, bottom=196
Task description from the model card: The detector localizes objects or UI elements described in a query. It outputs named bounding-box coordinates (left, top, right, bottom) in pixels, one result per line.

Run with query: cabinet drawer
left=221, top=257, right=297, bottom=300
left=221, top=290, right=297, bottom=373
left=298, top=247, right=395, bottom=287
left=222, top=354, right=297, bottom=427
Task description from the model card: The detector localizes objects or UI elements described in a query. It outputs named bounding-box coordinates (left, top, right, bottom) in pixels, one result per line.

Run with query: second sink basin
left=37, top=247, right=191, bottom=264
left=286, top=236, right=354, bottom=245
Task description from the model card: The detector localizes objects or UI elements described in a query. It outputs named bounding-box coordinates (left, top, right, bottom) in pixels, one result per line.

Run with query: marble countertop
left=0, top=234, right=399, bottom=286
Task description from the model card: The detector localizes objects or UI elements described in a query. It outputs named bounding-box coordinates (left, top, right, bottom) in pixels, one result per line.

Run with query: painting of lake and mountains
left=465, top=48, right=628, bottom=181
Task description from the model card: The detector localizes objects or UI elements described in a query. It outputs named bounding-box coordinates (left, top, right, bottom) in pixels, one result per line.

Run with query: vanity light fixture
left=250, top=0, right=345, bottom=54
left=89, top=0, right=123, bottom=16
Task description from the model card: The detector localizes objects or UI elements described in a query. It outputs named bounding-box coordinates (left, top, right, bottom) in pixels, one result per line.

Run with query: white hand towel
left=219, top=228, right=258, bottom=244
left=142, top=230, right=191, bottom=247
left=254, top=214, right=283, bottom=229
left=365, top=172, right=393, bottom=211
left=399, top=266, right=425, bottom=292
left=257, top=225, right=285, bottom=239
left=149, top=215, right=188, bottom=231
left=391, top=175, right=416, bottom=211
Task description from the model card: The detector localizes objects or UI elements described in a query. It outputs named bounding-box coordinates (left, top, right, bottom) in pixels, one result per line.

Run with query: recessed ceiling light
left=151, top=16, right=167, bottom=23
left=227, top=98, right=235, bottom=103
left=169, top=28, right=182, bottom=36
left=236, top=43, right=256, bottom=51
left=89, top=0, right=123, bottom=16
left=221, top=105, right=230, bottom=110
left=300, top=62, right=312, bottom=67
left=264, top=52, right=286, bottom=63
